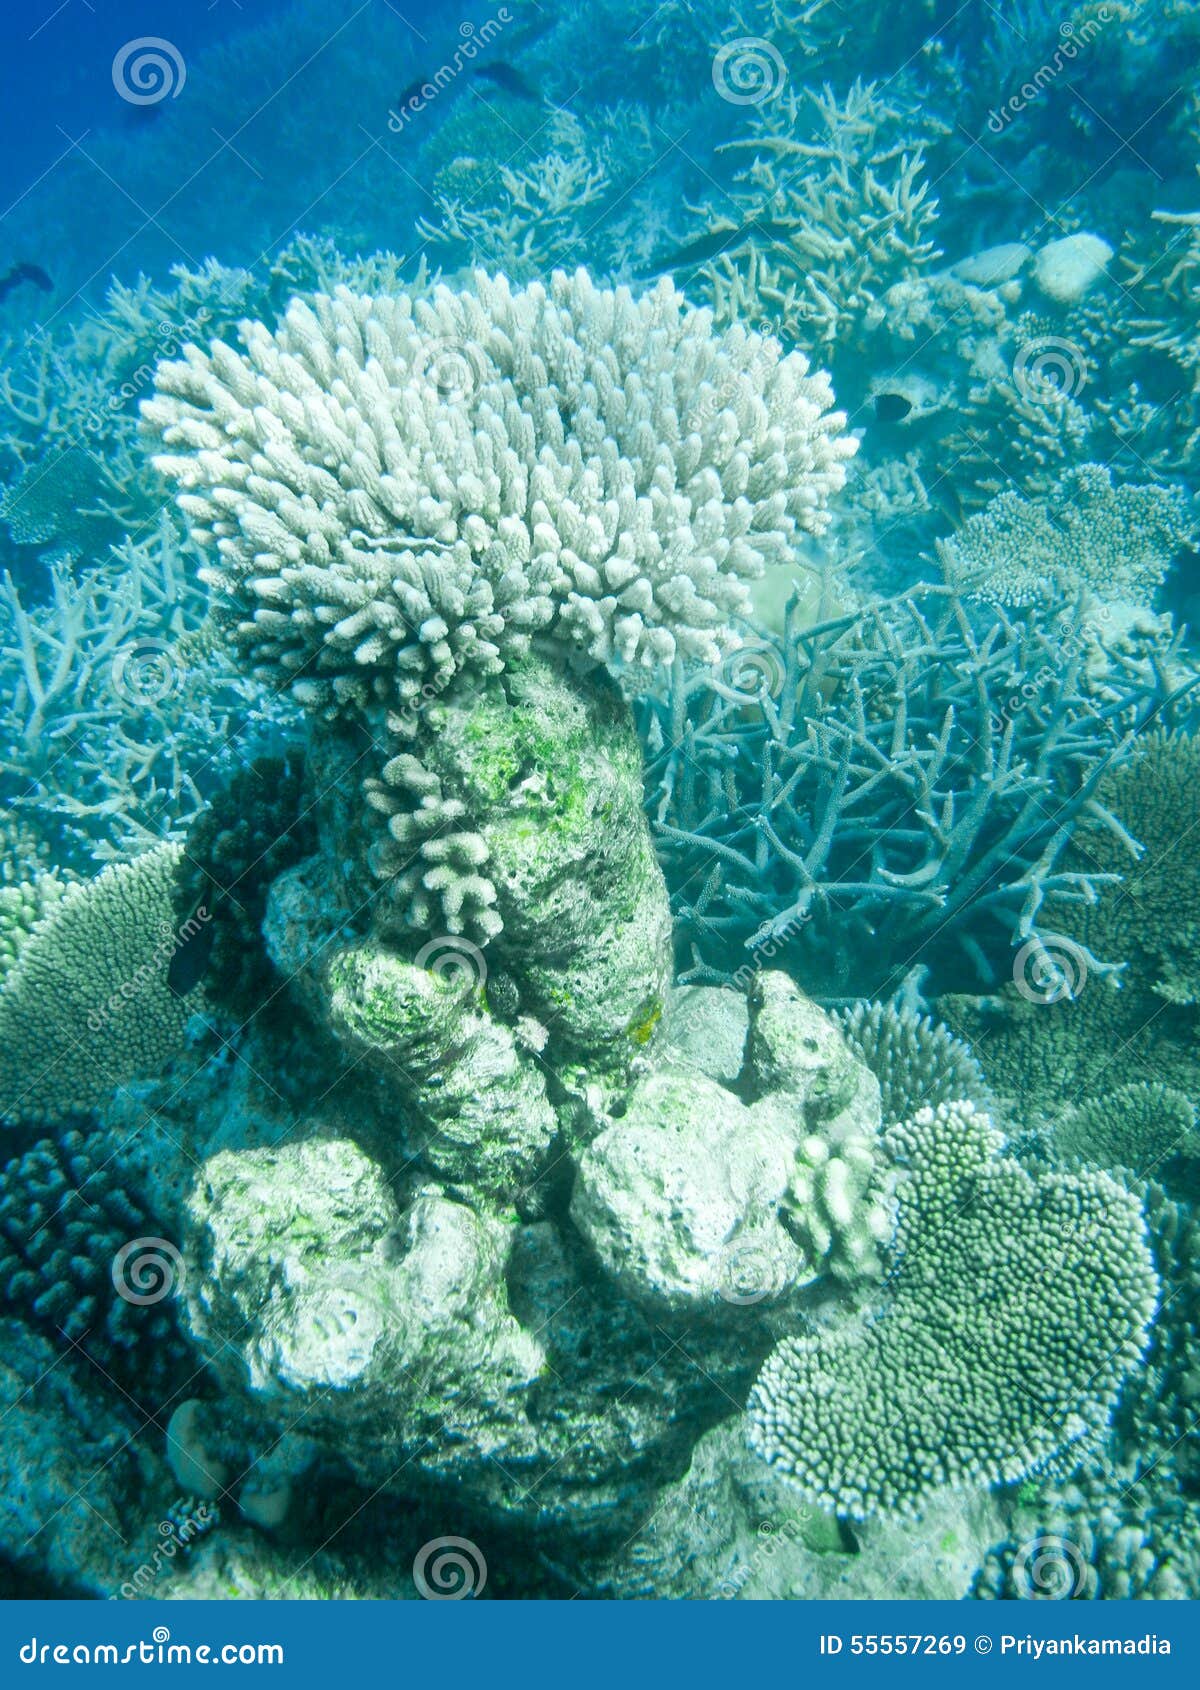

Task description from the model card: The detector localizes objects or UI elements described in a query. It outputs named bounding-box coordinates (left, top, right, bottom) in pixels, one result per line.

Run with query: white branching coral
left=144, top=269, right=855, bottom=714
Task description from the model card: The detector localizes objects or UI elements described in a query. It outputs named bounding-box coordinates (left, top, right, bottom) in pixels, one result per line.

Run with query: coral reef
left=748, top=1100, right=1157, bottom=1519
left=0, top=844, right=202, bottom=1123
left=639, top=584, right=1188, bottom=997
left=3, top=0, right=1200, bottom=1603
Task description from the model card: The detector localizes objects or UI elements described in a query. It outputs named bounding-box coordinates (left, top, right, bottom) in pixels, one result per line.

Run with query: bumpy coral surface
left=748, top=1101, right=1157, bottom=1518
left=145, top=270, right=855, bottom=704
left=0, top=843, right=202, bottom=1122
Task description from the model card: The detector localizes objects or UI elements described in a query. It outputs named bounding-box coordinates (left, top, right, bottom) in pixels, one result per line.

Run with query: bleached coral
left=145, top=268, right=855, bottom=711
left=0, top=515, right=291, bottom=865
left=939, top=464, right=1193, bottom=609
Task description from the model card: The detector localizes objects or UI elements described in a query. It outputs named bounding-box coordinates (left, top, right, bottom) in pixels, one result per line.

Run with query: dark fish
left=168, top=904, right=217, bottom=997
left=0, top=262, right=53, bottom=304
left=472, top=62, right=539, bottom=100
left=874, top=392, right=914, bottom=423
left=642, top=221, right=797, bottom=279
left=395, top=76, right=429, bottom=111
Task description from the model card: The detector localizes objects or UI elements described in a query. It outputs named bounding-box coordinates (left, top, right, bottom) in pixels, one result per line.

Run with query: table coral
left=939, top=465, right=1193, bottom=609
left=748, top=1100, right=1158, bottom=1519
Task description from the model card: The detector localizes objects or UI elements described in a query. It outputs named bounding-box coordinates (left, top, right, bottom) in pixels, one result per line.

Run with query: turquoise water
left=0, top=0, right=1197, bottom=1603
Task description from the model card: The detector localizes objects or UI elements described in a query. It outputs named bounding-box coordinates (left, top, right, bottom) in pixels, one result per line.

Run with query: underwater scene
left=0, top=0, right=1198, bottom=1606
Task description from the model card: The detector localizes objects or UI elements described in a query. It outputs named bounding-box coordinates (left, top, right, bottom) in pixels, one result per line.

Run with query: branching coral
left=0, top=843, right=202, bottom=1124
left=939, top=465, right=1193, bottom=609
left=748, top=1100, right=1158, bottom=1519
left=941, top=730, right=1200, bottom=1114
left=0, top=516, right=295, bottom=866
left=145, top=269, right=854, bottom=699
left=699, top=81, right=942, bottom=360
left=639, top=583, right=1187, bottom=997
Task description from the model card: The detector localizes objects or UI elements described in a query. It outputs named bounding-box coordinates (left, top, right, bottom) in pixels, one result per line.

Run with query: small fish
left=874, top=392, right=914, bottom=424
left=395, top=75, right=429, bottom=112
left=471, top=62, right=539, bottom=101
left=167, top=904, right=217, bottom=997
left=642, top=221, right=796, bottom=279
left=0, top=262, right=53, bottom=304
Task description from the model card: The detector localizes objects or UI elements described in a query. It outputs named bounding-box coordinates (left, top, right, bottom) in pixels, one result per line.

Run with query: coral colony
left=1, top=0, right=1200, bottom=1603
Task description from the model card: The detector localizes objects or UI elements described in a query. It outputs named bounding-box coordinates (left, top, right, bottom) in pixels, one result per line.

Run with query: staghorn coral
left=0, top=515, right=296, bottom=867
left=145, top=269, right=854, bottom=699
left=699, top=81, right=942, bottom=362
left=748, top=1100, right=1158, bottom=1519
left=639, top=583, right=1187, bottom=998
left=939, top=465, right=1193, bottom=609
left=942, top=730, right=1200, bottom=1115
left=0, top=843, right=202, bottom=1124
